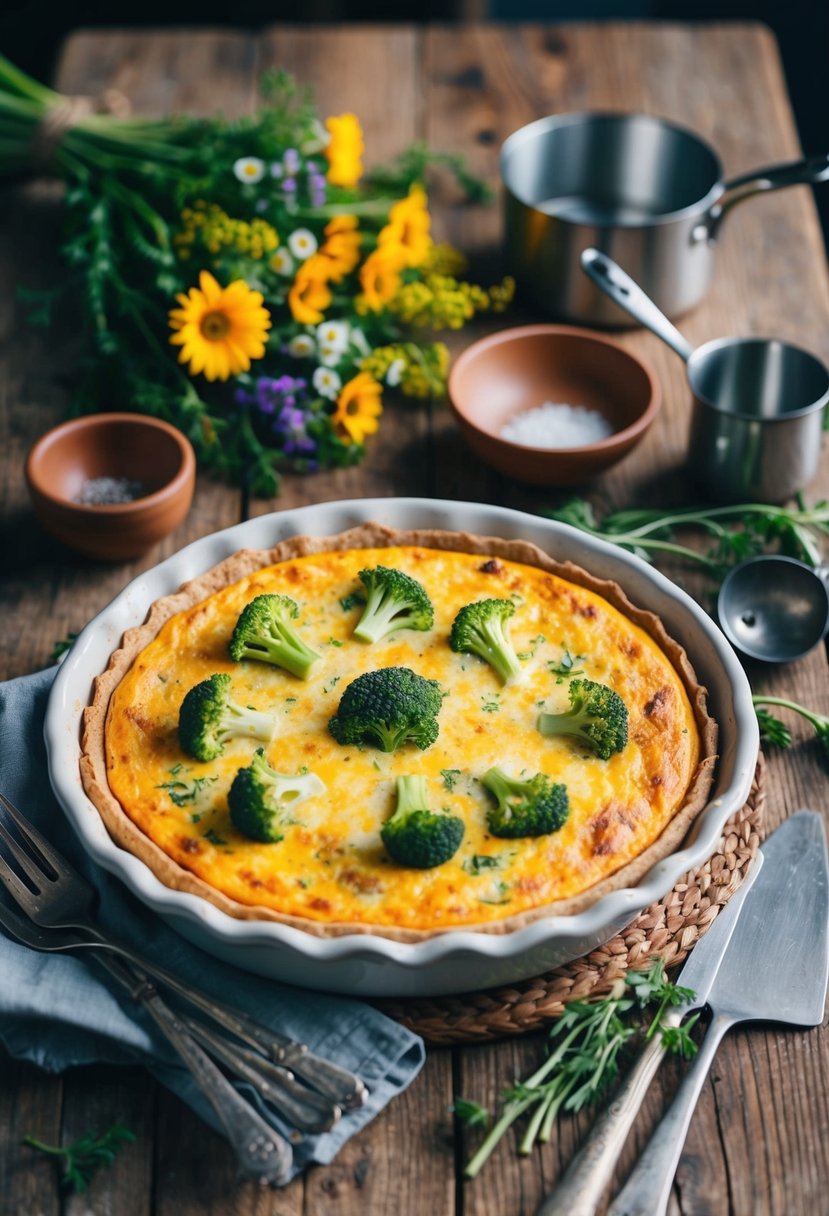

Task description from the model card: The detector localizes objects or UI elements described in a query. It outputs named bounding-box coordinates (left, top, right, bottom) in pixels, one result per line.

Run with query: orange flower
left=288, top=255, right=333, bottom=325
left=324, top=113, right=364, bottom=188
left=319, top=214, right=362, bottom=282
left=332, top=372, right=383, bottom=444
left=378, top=185, right=432, bottom=268
left=168, top=270, right=270, bottom=381
left=358, top=244, right=408, bottom=312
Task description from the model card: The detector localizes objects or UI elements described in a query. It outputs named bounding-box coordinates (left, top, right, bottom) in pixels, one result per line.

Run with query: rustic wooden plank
left=304, top=1051, right=454, bottom=1214
left=248, top=25, right=432, bottom=516
left=154, top=1086, right=299, bottom=1216
left=62, top=1065, right=155, bottom=1216
left=0, top=1054, right=62, bottom=1216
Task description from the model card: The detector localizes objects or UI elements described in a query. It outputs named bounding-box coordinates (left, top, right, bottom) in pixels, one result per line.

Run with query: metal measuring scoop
left=716, top=555, right=829, bottom=663
left=580, top=248, right=829, bottom=503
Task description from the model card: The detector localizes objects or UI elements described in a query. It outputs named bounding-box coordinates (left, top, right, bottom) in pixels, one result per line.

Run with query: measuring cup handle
left=580, top=249, right=695, bottom=361
left=698, top=153, right=829, bottom=243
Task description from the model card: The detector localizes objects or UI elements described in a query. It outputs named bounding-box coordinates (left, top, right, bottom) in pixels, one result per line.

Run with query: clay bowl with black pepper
left=25, top=413, right=196, bottom=561
left=448, top=324, right=661, bottom=486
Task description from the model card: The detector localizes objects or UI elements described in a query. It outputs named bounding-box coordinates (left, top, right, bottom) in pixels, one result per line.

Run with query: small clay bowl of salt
left=25, top=413, right=196, bottom=561
left=448, top=324, right=660, bottom=486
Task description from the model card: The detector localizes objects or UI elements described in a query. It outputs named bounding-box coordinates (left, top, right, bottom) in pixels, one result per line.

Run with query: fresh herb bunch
left=23, top=1124, right=136, bottom=1193
left=548, top=496, right=829, bottom=573
left=455, top=959, right=698, bottom=1177
left=2, top=56, right=512, bottom=494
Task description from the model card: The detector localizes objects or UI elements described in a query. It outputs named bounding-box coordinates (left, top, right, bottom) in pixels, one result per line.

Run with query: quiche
left=80, top=523, right=717, bottom=942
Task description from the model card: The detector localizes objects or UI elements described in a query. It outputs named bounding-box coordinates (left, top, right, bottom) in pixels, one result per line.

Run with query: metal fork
left=0, top=792, right=366, bottom=1111
left=0, top=899, right=339, bottom=1133
left=0, top=805, right=294, bottom=1186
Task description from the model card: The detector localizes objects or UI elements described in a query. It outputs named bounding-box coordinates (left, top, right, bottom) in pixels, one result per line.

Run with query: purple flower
left=238, top=374, right=319, bottom=464
left=283, top=148, right=300, bottom=174
left=282, top=178, right=297, bottom=194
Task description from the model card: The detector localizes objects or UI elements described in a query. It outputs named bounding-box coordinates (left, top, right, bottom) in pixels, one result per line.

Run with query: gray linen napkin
left=0, top=667, right=425, bottom=1177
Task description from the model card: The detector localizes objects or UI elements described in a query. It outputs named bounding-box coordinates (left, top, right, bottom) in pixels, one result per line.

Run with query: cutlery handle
left=535, top=1012, right=679, bottom=1216
left=80, top=925, right=367, bottom=1110
left=185, top=1017, right=341, bottom=1134
left=94, top=953, right=294, bottom=1185
left=607, top=1014, right=732, bottom=1216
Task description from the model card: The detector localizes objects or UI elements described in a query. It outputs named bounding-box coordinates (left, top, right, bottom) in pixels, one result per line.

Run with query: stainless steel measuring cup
left=581, top=248, right=829, bottom=502
left=501, top=112, right=829, bottom=326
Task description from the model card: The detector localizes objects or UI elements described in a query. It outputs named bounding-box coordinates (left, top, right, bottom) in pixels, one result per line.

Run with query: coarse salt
left=75, top=476, right=148, bottom=506
left=500, top=401, right=613, bottom=448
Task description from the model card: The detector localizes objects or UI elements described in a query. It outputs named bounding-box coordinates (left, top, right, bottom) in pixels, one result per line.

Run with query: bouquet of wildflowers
left=0, top=58, right=512, bottom=493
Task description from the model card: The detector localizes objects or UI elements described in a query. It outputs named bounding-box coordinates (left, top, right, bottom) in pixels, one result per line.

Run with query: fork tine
left=0, top=818, right=50, bottom=890
left=0, top=847, right=43, bottom=913
left=0, top=792, right=75, bottom=880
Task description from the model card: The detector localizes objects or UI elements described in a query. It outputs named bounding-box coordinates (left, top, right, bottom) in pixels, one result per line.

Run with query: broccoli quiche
left=80, top=523, right=717, bottom=941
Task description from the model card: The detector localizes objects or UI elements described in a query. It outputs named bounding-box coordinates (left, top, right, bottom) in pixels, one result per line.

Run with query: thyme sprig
left=457, top=960, right=698, bottom=1178
left=23, top=1124, right=136, bottom=1193
left=547, top=496, right=829, bottom=574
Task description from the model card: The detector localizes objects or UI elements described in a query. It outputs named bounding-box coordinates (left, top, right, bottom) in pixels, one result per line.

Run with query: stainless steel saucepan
left=581, top=247, right=829, bottom=502
left=501, top=112, right=829, bottom=326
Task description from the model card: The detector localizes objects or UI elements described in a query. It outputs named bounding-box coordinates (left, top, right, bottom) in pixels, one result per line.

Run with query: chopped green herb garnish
left=340, top=591, right=366, bottom=612
left=441, top=768, right=462, bottom=791
left=23, top=1123, right=135, bottom=1193
left=156, top=769, right=218, bottom=807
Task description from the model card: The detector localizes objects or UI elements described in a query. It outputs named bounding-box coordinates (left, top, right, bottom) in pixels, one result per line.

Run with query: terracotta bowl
left=25, top=414, right=196, bottom=561
left=448, top=324, right=661, bottom=486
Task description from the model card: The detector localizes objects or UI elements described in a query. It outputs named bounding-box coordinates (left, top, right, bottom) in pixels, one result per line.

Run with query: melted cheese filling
left=106, top=546, right=700, bottom=930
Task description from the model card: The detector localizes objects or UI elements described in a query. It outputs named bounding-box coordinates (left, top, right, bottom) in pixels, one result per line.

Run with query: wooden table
left=2, top=21, right=829, bottom=1216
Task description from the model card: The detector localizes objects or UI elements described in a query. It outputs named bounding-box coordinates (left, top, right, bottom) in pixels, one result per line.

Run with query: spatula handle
left=607, top=1013, right=732, bottom=1216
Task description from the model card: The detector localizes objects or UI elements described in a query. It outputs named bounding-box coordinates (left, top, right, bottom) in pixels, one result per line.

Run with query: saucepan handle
left=698, top=153, right=829, bottom=243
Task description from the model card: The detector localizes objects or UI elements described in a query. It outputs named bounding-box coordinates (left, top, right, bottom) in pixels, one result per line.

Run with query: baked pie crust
left=80, top=523, right=717, bottom=942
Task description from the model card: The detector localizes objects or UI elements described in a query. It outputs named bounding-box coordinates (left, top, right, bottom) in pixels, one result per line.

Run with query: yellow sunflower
left=332, top=372, right=383, bottom=444
left=168, top=270, right=271, bottom=382
left=324, top=113, right=365, bottom=188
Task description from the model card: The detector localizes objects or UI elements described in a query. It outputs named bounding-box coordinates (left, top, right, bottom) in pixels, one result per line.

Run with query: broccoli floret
left=352, top=566, right=434, bottom=644
left=449, top=598, right=523, bottom=684
left=481, top=766, right=569, bottom=838
left=228, top=747, right=325, bottom=843
left=381, top=775, right=464, bottom=868
left=752, top=694, right=829, bottom=760
left=537, top=677, right=629, bottom=760
left=328, top=666, right=443, bottom=752
left=178, top=673, right=277, bottom=761
left=228, top=594, right=320, bottom=679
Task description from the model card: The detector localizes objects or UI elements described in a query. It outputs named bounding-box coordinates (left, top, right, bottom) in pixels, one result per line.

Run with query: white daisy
left=288, top=334, right=316, bottom=358
left=386, top=358, right=406, bottom=388
left=270, top=248, right=295, bottom=277
left=313, top=366, right=342, bottom=400
left=316, top=320, right=349, bottom=353
left=233, top=157, right=265, bottom=184
left=318, top=345, right=342, bottom=368
left=288, top=228, right=319, bottom=261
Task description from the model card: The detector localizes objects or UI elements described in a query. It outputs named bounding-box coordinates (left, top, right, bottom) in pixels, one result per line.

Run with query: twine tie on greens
left=32, top=88, right=132, bottom=168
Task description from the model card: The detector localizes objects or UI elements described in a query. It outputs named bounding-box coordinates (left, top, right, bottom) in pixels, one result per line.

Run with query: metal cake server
left=609, top=810, right=829, bottom=1216
left=536, top=851, right=764, bottom=1216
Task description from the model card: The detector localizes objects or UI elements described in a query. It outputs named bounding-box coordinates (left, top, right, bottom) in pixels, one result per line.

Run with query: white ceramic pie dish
left=45, top=497, right=757, bottom=997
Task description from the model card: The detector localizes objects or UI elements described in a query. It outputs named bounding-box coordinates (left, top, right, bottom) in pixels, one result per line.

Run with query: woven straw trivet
left=379, top=753, right=765, bottom=1045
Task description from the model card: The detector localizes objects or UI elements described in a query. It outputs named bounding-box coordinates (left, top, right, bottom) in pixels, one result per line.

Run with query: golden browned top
left=102, top=544, right=706, bottom=933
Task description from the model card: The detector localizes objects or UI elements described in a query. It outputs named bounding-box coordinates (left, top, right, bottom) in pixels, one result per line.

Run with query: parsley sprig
left=23, top=1124, right=136, bottom=1193
left=547, top=496, right=829, bottom=574
left=456, top=960, right=698, bottom=1177
left=753, top=695, right=829, bottom=760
